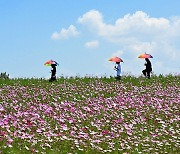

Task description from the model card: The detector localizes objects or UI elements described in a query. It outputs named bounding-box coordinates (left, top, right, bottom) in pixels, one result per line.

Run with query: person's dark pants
left=115, top=75, right=121, bottom=80
left=49, top=76, right=56, bottom=82
left=142, top=69, right=151, bottom=79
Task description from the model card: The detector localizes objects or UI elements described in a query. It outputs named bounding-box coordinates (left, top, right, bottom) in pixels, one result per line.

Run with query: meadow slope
left=0, top=75, right=180, bottom=153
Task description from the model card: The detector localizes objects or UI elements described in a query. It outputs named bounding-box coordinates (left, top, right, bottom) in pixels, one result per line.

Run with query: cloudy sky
left=0, top=0, right=180, bottom=78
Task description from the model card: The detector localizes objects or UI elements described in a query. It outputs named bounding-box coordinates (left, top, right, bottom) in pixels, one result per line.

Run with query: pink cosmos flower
left=0, top=105, right=4, bottom=112
left=0, top=130, right=6, bottom=136
left=102, top=130, right=109, bottom=135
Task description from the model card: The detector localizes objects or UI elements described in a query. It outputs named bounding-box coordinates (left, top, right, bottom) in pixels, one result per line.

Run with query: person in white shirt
left=114, top=62, right=121, bottom=80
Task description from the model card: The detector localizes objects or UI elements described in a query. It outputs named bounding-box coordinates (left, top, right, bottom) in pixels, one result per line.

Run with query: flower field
left=0, top=75, right=180, bottom=153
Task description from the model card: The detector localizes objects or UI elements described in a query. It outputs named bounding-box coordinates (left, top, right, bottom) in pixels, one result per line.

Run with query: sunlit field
left=0, top=75, right=179, bottom=153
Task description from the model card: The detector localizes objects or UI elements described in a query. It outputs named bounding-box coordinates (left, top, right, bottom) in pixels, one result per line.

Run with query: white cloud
left=112, top=50, right=124, bottom=57
left=130, top=42, right=157, bottom=54
left=51, top=25, right=79, bottom=40
left=85, top=40, right=99, bottom=48
left=78, top=10, right=179, bottom=41
left=78, top=10, right=180, bottom=74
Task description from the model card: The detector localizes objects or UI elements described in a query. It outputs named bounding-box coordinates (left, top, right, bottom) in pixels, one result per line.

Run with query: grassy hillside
left=0, top=75, right=179, bottom=153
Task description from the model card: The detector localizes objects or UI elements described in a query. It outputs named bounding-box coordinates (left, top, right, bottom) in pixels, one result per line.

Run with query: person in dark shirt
left=142, top=58, right=152, bottom=79
left=49, top=64, right=57, bottom=82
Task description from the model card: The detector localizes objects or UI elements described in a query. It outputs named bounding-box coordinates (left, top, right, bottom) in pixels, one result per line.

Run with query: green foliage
left=0, top=72, right=9, bottom=79
left=0, top=74, right=179, bottom=153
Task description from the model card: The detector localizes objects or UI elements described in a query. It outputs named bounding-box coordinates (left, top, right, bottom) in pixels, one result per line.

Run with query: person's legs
left=53, top=76, right=57, bottom=81
left=147, top=71, right=151, bottom=79
left=49, top=75, right=56, bottom=82
left=49, top=78, right=52, bottom=82
left=115, top=75, right=121, bottom=80
left=142, top=69, right=147, bottom=77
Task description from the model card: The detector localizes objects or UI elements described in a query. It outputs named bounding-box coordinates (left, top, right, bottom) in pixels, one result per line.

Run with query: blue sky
left=0, top=0, right=180, bottom=78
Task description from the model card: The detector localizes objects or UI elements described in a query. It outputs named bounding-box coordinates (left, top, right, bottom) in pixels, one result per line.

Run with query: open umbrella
left=138, top=53, right=153, bottom=58
left=109, top=57, right=123, bottom=62
left=44, top=60, right=59, bottom=66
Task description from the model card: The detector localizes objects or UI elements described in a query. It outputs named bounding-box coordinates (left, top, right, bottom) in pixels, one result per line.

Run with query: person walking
left=44, top=60, right=59, bottom=82
left=142, top=58, right=152, bottom=79
left=114, top=62, right=121, bottom=80
left=49, top=64, right=57, bottom=82
left=109, top=56, right=123, bottom=80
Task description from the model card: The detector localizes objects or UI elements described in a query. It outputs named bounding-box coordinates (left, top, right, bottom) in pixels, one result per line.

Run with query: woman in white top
left=114, top=62, right=121, bottom=80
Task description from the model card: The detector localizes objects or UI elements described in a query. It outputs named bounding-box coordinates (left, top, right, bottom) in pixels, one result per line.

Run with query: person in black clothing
left=49, top=64, right=57, bottom=82
left=142, top=58, right=152, bottom=79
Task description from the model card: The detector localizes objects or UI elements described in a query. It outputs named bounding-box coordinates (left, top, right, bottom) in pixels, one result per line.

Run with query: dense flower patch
left=0, top=76, right=179, bottom=153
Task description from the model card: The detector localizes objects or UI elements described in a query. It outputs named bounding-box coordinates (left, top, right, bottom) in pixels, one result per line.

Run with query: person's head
left=116, top=62, right=120, bottom=64
left=145, top=58, right=150, bottom=62
left=51, top=64, right=57, bottom=68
